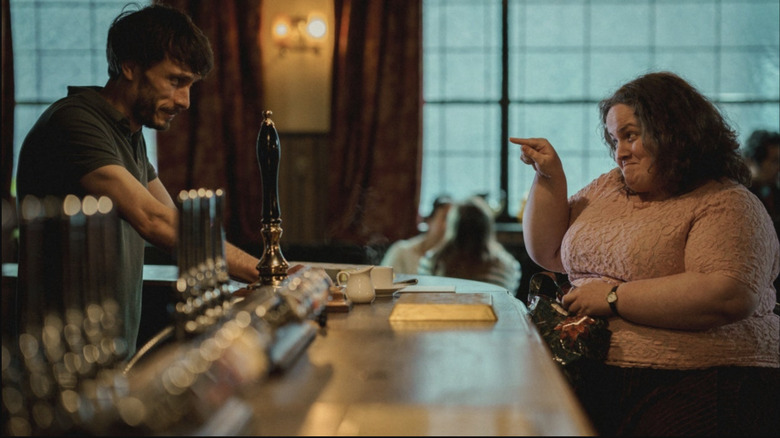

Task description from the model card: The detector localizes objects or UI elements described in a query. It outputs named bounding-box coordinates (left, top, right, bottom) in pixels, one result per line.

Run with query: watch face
left=607, top=291, right=617, bottom=303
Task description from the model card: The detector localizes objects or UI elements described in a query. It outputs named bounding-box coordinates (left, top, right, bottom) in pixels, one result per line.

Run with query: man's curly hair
left=106, top=3, right=213, bottom=80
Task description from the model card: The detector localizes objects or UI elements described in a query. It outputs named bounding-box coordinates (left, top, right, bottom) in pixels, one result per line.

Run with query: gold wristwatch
left=607, top=285, right=620, bottom=317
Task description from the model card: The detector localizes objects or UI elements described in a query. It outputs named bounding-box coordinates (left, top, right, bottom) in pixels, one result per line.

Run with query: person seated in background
left=418, top=196, right=521, bottom=294
left=742, top=129, right=780, bottom=236
left=511, top=71, right=779, bottom=435
left=380, top=195, right=452, bottom=274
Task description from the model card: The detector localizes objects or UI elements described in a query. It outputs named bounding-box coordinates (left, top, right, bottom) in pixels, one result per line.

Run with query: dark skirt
left=572, top=360, right=780, bottom=436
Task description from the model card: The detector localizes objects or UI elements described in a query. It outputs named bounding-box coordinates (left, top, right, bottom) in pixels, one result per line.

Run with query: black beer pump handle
left=256, top=110, right=281, bottom=223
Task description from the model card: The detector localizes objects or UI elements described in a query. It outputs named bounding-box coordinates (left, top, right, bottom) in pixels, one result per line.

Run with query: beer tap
left=212, top=189, right=232, bottom=308
left=250, top=110, right=289, bottom=289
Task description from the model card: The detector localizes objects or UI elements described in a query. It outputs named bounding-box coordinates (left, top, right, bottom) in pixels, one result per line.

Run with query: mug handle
left=336, top=271, right=349, bottom=286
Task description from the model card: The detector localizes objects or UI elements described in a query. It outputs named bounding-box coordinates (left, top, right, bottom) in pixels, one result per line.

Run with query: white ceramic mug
left=336, top=266, right=375, bottom=304
left=371, top=266, right=395, bottom=289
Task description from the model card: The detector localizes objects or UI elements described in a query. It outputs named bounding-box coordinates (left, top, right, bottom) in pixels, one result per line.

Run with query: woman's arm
left=510, top=137, right=569, bottom=272
left=562, top=273, right=758, bottom=330
left=561, top=187, right=772, bottom=331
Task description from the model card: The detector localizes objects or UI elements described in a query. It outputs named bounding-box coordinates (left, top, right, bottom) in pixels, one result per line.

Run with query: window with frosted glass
left=423, top=0, right=780, bottom=219
left=9, top=0, right=155, bottom=196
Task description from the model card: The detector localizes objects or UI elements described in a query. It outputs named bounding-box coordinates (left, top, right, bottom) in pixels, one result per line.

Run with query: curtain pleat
left=326, top=0, right=423, bottom=246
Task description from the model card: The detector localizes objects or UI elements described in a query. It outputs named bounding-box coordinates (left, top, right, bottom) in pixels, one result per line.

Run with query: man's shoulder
left=30, top=87, right=130, bottom=143
left=34, top=87, right=105, bottom=123
left=43, top=86, right=101, bottom=107
left=66, top=85, right=103, bottom=98
left=63, top=86, right=110, bottom=110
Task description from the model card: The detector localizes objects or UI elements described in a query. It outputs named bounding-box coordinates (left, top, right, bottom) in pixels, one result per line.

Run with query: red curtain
left=2, top=0, right=14, bottom=202
left=326, top=0, right=422, bottom=246
left=155, top=0, right=266, bottom=250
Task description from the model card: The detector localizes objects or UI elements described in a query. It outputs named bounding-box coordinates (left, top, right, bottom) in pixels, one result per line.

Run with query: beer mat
left=389, top=292, right=497, bottom=321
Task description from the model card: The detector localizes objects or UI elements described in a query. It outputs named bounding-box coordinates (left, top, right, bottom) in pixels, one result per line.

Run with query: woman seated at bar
left=511, top=71, right=779, bottom=436
left=418, top=196, right=521, bottom=294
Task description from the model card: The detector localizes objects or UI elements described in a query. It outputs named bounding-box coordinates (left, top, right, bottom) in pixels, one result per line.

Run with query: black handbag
left=526, top=272, right=612, bottom=386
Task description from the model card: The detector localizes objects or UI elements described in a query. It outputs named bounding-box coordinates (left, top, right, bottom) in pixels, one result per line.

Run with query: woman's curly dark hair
left=598, top=72, right=751, bottom=196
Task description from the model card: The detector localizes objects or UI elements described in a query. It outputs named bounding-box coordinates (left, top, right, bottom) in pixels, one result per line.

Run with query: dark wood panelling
left=276, top=133, right=331, bottom=244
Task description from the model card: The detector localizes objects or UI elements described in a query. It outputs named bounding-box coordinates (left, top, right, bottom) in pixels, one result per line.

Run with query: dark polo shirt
left=16, top=86, right=158, bottom=358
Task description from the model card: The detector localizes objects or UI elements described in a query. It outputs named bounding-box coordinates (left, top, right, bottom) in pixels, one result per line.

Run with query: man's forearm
left=225, top=242, right=260, bottom=283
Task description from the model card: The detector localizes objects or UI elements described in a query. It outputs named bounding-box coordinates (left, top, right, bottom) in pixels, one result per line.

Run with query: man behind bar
left=15, top=4, right=260, bottom=358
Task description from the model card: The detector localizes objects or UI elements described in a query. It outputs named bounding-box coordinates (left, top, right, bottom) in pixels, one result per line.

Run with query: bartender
left=15, top=4, right=260, bottom=358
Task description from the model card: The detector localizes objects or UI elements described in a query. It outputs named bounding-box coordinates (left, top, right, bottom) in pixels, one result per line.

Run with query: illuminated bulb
left=274, top=22, right=290, bottom=37
left=306, top=17, right=327, bottom=39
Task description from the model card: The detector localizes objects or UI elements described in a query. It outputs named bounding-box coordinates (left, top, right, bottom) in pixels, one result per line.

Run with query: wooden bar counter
left=3, top=262, right=595, bottom=435
left=236, top=264, right=595, bottom=436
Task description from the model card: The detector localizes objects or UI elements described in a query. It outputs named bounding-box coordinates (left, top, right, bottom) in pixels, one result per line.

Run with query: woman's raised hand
left=510, top=137, right=563, bottom=179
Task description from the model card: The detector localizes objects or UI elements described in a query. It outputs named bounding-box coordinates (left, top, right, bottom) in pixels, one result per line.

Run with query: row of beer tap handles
left=2, top=193, right=330, bottom=436
left=173, top=188, right=233, bottom=337
left=3, top=195, right=129, bottom=436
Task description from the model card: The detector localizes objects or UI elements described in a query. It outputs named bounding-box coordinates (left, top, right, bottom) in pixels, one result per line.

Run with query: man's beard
left=133, top=81, right=172, bottom=131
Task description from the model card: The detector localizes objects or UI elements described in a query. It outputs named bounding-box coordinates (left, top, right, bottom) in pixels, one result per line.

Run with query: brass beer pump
left=251, top=110, right=289, bottom=289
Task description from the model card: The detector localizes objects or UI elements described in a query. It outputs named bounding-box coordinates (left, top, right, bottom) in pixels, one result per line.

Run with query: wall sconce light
left=272, top=13, right=327, bottom=56
left=261, top=0, right=334, bottom=132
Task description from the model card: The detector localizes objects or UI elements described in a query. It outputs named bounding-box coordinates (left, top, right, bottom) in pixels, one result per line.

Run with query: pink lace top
left=562, top=169, right=779, bottom=369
